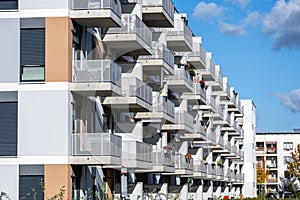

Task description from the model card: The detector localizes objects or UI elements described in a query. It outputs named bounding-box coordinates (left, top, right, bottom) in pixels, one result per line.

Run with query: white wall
left=19, top=0, right=69, bottom=10
left=0, top=164, right=19, bottom=200
left=18, top=84, right=71, bottom=163
left=241, top=99, right=257, bottom=197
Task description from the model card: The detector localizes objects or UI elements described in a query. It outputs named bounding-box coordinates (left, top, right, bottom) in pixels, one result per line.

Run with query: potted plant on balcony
left=216, top=159, right=224, bottom=168
left=163, top=145, right=175, bottom=154
left=185, top=153, right=192, bottom=164
left=203, top=156, right=208, bottom=165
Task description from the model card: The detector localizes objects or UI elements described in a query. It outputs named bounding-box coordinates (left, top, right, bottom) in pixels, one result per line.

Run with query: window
left=0, top=92, right=17, bottom=157
left=0, top=0, right=18, bottom=10
left=284, top=156, right=292, bottom=165
left=20, top=18, right=45, bottom=82
left=19, top=165, right=44, bottom=200
left=283, top=142, right=293, bottom=151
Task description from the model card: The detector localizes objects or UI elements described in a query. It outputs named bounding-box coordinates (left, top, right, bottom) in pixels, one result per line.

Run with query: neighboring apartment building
left=0, top=0, right=255, bottom=199
left=256, top=130, right=300, bottom=193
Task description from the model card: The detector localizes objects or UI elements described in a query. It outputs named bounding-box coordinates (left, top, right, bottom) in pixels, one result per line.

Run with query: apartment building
left=256, top=130, right=300, bottom=194
left=0, top=0, right=255, bottom=199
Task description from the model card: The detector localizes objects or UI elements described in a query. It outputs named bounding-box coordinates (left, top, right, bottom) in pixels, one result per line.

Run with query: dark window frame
left=20, top=28, right=45, bottom=82
left=0, top=0, right=18, bottom=11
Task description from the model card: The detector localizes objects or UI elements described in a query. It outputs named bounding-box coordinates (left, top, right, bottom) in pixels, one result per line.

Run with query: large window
left=20, top=18, right=45, bottom=82
left=0, top=0, right=18, bottom=10
left=283, top=142, right=293, bottom=151
left=0, top=92, right=17, bottom=157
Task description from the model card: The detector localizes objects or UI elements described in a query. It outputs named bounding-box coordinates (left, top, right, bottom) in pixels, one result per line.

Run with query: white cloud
left=275, top=89, right=300, bottom=112
left=225, top=0, right=251, bottom=7
left=244, top=11, right=261, bottom=26
left=262, top=0, right=300, bottom=50
left=218, top=22, right=245, bottom=35
left=192, top=2, right=225, bottom=20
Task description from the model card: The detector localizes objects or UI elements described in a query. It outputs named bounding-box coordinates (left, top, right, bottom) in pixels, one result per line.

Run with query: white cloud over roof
left=275, top=89, right=300, bottom=112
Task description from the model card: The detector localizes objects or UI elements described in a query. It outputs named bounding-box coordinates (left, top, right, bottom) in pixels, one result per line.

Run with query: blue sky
left=172, top=0, right=300, bottom=132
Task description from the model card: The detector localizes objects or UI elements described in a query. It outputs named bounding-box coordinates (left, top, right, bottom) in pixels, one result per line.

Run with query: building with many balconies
left=0, top=0, right=255, bottom=199
left=256, top=130, right=300, bottom=194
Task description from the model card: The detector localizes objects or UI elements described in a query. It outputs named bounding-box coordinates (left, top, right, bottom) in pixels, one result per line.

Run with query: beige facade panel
left=44, top=164, right=72, bottom=200
left=45, top=17, right=72, bottom=82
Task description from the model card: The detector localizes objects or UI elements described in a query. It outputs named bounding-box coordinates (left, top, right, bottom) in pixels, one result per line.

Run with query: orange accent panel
left=45, top=17, right=72, bottom=82
left=44, top=164, right=72, bottom=200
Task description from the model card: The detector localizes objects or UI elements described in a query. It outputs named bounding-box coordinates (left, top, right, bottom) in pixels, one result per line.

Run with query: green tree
left=287, top=144, right=300, bottom=180
left=256, top=158, right=269, bottom=198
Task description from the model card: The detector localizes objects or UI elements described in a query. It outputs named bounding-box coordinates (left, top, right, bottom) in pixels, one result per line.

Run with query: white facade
left=241, top=100, right=257, bottom=197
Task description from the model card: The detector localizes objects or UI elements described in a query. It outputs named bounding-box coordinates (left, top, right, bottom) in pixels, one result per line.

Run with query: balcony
left=165, top=68, right=193, bottom=93
left=135, top=94, right=175, bottom=124
left=176, top=37, right=206, bottom=69
left=181, top=83, right=206, bottom=105
left=182, top=121, right=206, bottom=141
left=216, top=166, right=224, bottom=179
left=228, top=90, right=243, bottom=116
left=175, top=154, right=193, bottom=175
left=211, top=67, right=223, bottom=92
left=225, top=170, right=232, bottom=181
left=103, top=77, right=152, bottom=111
left=199, top=53, right=216, bottom=81
left=70, top=0, right=122, bottom=27
left=207, top=164, right=216, bottom=179
left=138, top=42, right=174, bottom=75
left=162, top=111, right=193, bottom=133
left=102, top=14, right=152, bottom=56
left=71, top=60, right=122, bottom=96
left=71, top=133, right=122, bottom=165
left=152, top=149, right=175, bottom=172
left=122, top=140, right=152, bottom=169
left=142, top=0, right=174, bottom=27
left=193, top=160, right=207, bottom=178
left=165, top=14, right=193, bottom=51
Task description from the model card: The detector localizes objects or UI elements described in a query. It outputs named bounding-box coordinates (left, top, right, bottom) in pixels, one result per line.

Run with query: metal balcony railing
left=193, top=160, right=207, bottom=173
left=106, top=14, right=152, bottom=48
left=225, top=141, right=231, bottom=151
left=215, top=70, right=223, bottom=89
left=73, top=60, right=122, bottom=87
left=122, top=77, right=153, bottom=105
left=225, top=170, right=232, bottom=180
left=166, top=68, right=193, bottom=86
left=176, top=42, right=207, bottom=66
left=193, top=122, right=206, bottom=136
left=153, top=95, right=175, bottom=118
left=152, top=149, right=175, bottom=167
left=207, top=164, right=216, bottom=177
left=142, top=0, right=175, bottom=22
left=216, top=135, right=224, bottom=147
left=72, top=133, right=122, bottom=156
left=166, top=16, right=193, bottom=46
left=232, top=145, right=237, bottom=154
left=223, top=82, right=230, bottom=97
left=72, top=0, right=122, bottom=17
left=206, top=95, right=216, bottom=110
left=139, top=42, right=174, bottom=70
left=122, top=141, right=152, bottom=163
left=216, top=166, right=224, bottom=177
left=175, top=111, right=194, bottom=128
left=175, top=154, right=193, bottom=170
left=207, top=128, right=216, bottom=144
left=207, top=57, right=216, bottom=77
left=193, top=83, right=206, bottom=99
